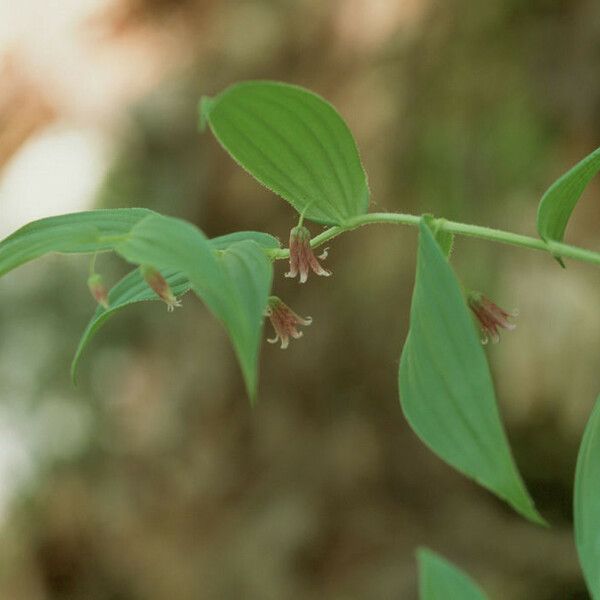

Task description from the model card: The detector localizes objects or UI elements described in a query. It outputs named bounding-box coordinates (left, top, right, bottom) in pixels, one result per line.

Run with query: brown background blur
left=1, top=1, right=600, bottom=598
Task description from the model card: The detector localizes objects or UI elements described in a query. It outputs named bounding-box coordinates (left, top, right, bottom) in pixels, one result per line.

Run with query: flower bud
left=265, top=296, right=312, bottom=349
left=87, top=273, right=109, bottom=309
left=285, top=225, right=331, bottom=283
left=141, top=265, right=181, bottom=312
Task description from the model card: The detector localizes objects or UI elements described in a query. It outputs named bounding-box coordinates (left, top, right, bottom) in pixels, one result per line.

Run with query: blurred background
left=1, top=0, right=600, bottom=598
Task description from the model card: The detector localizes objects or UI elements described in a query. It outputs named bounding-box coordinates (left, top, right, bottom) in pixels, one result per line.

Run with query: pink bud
left=141, top=265, right=181, bottom=312
left=87, top=274, right=109, bottom=309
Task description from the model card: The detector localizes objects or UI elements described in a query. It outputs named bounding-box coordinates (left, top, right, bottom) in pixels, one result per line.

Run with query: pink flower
left=285, top=225, right=330, bottom=283
left=141, top=265, right=182, bottom=311
left=265, top=296, right=312, bottom=349
left=87, top=274, right=109, bottom=309
left=467, top=292, right=517, bottom=344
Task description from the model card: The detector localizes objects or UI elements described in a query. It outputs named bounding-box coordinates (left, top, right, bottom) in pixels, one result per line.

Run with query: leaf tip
left=198, top=96, right=214, bottom=132
left=507, top=488, right=548, bottom=527
left=244, top=376, right=259, bottom=408
left=416, top=546, right=434, bottom=564
left=526, top=508, right=549, bottom=528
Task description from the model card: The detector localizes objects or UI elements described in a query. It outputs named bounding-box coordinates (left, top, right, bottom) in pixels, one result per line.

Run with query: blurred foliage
left=1, top=0, right=600, bottom=598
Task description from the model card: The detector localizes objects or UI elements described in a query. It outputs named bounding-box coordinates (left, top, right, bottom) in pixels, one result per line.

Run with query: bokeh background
left=1, top=0, right=600, bottom=598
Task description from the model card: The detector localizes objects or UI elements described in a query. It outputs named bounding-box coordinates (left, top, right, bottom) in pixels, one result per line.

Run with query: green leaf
left=115, top=214, right=227, bottom=305
left=418, top=548, right=487, bottom=600
left=71, top=268, right=191, bottom=383
left=537, top=146, right=600, bottom=263
left=0, top=208, right=154, bottom=278
left=574, top=395, right=600, bottom=599
left=399, top=220, right=545, bottom=525
left=114, top=213, right=272, bottom=400
left=217, top=240, right=272, bottom=401
left=210, top=230, right=280, bottom=251
left=201, top=81, right=369, bottom=226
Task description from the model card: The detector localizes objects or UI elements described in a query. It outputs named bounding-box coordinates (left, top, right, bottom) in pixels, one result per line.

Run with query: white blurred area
left=0, top=0, right=190, bottom=522
left=0, top=125, right=110, bottom=237
left=0, top=0, right=195, bottom=230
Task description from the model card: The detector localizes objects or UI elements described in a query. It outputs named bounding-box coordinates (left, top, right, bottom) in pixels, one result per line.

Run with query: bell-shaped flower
left=141, top=265, right=182, bottom=312
left=285, top=225, right=330, bottom=283
left=467, top=291, right=517, bottom=344
left=265, top=296, right=312, bottom=349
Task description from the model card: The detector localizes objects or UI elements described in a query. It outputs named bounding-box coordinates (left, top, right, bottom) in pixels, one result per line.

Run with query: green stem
left=268, top=212, right=600, bottom=267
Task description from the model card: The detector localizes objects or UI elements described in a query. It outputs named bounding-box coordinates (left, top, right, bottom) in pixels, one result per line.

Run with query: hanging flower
left=265, top=296, right=312, bottom=349
left=87, top=273, right=109, bottom=309
left=467, top=291, right=517, bottom=344
left=141, top=265, right=182, bottom=311
left=285, top=225, right=330, bottom=283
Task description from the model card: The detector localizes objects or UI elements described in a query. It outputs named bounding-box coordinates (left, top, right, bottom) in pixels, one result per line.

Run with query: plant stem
left=268, top=212, right=600, bottom=267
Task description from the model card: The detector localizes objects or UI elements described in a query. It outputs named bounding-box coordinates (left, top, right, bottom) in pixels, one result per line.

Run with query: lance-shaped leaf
left=71, top=268, right=192, bottom=383
left=574, top=395, right=600, bottom=599
left=0, top=209, right=154, bottom=277
left=201, top=81, right=369, bottom=226
left=537, top=146, right=600, bottom=264
left=217, top=240, right=272, bottom=399
left=399, top=220, right=545, bottom=525
left=114, top=214, right=272, bottom=400
left=418, top=548, right=487, bottom=600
